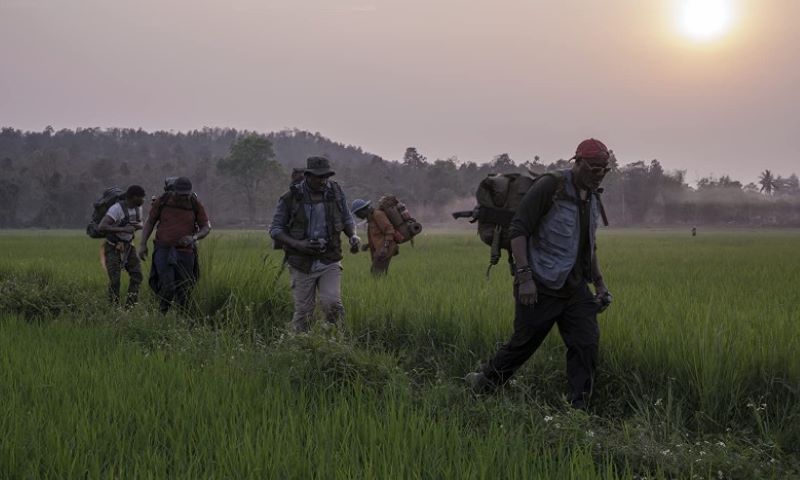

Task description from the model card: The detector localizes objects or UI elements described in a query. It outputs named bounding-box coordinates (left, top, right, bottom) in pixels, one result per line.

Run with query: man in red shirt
left=138, top=177, right=211, bottom=314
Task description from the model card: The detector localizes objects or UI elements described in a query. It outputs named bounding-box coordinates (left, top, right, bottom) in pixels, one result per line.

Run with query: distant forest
left=1, top=126, right=799, bottom=228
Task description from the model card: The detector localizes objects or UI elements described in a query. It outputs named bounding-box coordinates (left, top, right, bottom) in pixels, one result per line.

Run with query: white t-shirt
left=105, top=202, right=142, bottom=242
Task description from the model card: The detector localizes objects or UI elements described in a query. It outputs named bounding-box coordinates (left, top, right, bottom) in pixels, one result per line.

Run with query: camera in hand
left=309, top=238, right=327, bottom=253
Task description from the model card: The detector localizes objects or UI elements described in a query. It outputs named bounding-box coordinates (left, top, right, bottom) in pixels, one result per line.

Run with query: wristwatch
left=514, top=266, right=533, bottom=285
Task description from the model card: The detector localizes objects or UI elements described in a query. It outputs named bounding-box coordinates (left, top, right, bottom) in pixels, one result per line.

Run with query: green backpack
left=457, top=170, right=610, bottom=276
left=480, top=172, right=562, bottom=274
left=454, top=172, right=566, bottom=276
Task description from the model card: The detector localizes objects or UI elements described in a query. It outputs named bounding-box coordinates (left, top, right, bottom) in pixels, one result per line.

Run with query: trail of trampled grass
left=0, top=314, right=631, bottom=479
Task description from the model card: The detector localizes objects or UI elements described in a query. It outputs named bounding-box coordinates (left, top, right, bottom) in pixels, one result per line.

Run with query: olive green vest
left=282, top=181, right=345, bottom=272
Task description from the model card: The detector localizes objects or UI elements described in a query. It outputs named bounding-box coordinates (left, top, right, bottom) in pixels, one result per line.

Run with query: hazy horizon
left=2, top=0, right=798, bottom=185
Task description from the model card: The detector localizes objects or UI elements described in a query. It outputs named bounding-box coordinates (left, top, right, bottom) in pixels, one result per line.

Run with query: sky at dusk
left=1, top=0, right=797, bottom=184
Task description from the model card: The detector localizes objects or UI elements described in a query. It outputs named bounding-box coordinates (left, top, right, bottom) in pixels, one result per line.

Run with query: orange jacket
left=367, top=209, right=398, bottom=256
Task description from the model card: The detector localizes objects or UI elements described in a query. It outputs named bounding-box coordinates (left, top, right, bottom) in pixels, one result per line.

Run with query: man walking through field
left=138, top=177, right=211, bottom=314
left=466, top=138, right=613, bottom=410
left=350, top=199, right=398, bottom=276
left=98, top=185, right=146, bottom=307
left=269, top=156, right=361, bottom=332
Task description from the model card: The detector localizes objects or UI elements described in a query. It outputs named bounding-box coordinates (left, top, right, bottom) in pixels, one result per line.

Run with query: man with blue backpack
left=466, top=139, right=614, bottom=410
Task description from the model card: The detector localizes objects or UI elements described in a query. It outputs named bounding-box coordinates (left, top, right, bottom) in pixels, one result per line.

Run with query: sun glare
left=678, top=0, right=734, bottom=42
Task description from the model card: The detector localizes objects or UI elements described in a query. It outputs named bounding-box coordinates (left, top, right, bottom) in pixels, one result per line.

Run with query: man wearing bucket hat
left=138, top=176, right=211, bottom=314
left=351, top=198, right=399, bottom=276
left=269, top=156, right=361, bottom=332
left=466, top=138, right=613, bottom=410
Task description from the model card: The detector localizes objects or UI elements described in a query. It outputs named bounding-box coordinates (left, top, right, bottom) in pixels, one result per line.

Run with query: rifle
left=451, top=207, right=479, bottom=222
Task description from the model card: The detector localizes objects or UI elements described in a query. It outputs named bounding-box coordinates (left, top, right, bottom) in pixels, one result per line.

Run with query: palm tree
left=759, top=170, right=776, bottom=195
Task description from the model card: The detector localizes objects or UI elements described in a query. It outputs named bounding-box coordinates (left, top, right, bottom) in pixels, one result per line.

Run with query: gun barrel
left=451, top=210, right=476, bottom=220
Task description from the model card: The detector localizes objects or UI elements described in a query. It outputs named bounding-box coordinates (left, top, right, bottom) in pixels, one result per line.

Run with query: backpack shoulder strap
left=190, top=193, right=199, bottom=226
left=532, top=171, right=567, bottom=206
left=593, top=190, right=610, bottom=226
left=118, top=200, right=130, bottom=225
left=154, top=193, right=171, bottom=223
left=329, top=181, right=344, bottom=211
left=282, top=184, right=304, bottom=224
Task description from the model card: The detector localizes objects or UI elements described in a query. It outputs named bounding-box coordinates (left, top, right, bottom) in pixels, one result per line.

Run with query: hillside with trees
left=1, top=126, right=798, bottom=228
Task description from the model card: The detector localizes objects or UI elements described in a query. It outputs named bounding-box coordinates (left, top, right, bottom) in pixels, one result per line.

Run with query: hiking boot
left=571, top=399, right=587, bottom=411
left=465, top=371, right=495, bottom=394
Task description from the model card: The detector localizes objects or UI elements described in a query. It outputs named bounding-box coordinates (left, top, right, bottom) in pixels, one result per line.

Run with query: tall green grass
left=0, top=229, right=798, bottom=478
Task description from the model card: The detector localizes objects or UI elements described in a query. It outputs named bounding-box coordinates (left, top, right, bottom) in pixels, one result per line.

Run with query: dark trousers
left=483, top=283, right=600, bottom=407
left=104, top=242, right=143, bottom=307
left=152, top=246, right=196, bottom=314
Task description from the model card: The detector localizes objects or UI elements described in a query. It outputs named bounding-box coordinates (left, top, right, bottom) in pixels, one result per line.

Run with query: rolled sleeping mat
left=384, top=206, right=404, bottom=227
left=396, top=223, right=412, bottom=243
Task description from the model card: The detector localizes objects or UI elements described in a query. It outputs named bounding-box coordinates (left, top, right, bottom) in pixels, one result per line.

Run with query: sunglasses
left=582, top=161, right=611, bottom=175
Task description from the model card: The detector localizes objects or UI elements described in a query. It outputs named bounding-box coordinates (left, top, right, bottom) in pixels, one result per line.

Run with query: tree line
left=1, top=126, right=798, bottom=228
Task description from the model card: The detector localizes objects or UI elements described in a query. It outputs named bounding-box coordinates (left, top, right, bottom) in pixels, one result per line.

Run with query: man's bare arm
left=99, top=215, right=134, bottom=235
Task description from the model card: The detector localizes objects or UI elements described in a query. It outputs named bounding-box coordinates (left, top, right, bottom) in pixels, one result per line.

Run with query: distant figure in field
left=692, top=226, right=697, bottom=237
left=98, top=185, right=146, bottom=307
left=269, top=156, right=361, bottom=332
left=466, top=138, right=614, bottom=410
left=138, top=177, right=212, bottom=314
left=351, top=199, right=399, bottom=276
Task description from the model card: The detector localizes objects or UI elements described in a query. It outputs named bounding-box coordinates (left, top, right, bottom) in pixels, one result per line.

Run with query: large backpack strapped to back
left=456, top=170, right=609, bottom=276
left=152, top=191, right=200, bottom=230
left=475, top=172, right=544, bottom=273
left=377, top=195, right=422, bottom=244
left=152, top=176, right=201, bottom=228
left=86, top=187, right=125, bottom=239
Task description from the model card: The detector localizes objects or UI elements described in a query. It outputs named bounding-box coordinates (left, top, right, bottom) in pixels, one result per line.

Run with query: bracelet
left=514, top=271, right=534, bottom=285
left=515, top=265, right=532, bottom=275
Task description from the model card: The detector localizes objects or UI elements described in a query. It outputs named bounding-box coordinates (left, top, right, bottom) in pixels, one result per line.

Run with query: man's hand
left=517, top=279, right=538, bottom=306
left=376, top=248, right=388, bottom=261
left=132, top=222, right=144, bottom=231
left=291, top=239, right=319, bottom=256
left=120, top=225, right=136, bottom=234
left=594, top=284, right=612, bottom=313
left=178, top=235, right=196, bottom=247
left=349, top=235, right=361, bottom=254
left=138, top=244, right=148, bottom=261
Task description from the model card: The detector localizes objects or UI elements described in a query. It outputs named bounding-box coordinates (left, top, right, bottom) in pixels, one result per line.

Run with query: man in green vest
left=269, top=156, right=361, bottom=332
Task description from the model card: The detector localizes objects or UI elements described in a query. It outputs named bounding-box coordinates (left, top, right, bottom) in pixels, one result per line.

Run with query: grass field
left=1, top=229, right=799, bottom=479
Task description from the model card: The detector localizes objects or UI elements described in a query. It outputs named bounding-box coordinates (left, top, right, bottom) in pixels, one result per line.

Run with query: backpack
left=377, top=195, right=422, bottom=244
left=463, top=171, right=609, bottom=276
left=452, top=172, right=564, bottom=276
left=86, top=187, right=125, bottom=239
left=152, top=191, right=200, bottom=230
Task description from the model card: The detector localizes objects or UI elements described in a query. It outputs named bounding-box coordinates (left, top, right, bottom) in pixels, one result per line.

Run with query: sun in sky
left=677, top=0, right=736, bottom=42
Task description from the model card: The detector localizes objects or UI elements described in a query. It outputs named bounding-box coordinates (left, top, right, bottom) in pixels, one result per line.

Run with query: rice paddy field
left=1, top=229, right=799, bottom=479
